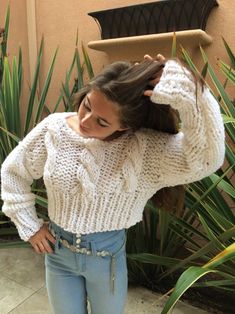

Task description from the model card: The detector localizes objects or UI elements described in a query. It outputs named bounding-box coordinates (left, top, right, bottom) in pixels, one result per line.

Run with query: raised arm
left=148, top=60, right=225, bottom=188
left=1, top=115, right=52, bottom=241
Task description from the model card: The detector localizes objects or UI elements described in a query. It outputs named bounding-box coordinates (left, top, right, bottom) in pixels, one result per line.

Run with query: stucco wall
left=0, top=0, right=234, bottom=112
left=35, top=0, right=162, bottom=111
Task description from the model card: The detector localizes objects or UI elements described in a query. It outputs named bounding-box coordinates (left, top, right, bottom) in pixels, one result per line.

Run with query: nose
left=81, top=112, right=92, bottom=127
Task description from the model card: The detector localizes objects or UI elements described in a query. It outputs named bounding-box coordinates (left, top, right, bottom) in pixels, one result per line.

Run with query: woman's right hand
left=28, top=223, right=56, bottom=254
left=144, top=54, right=166, bottom=97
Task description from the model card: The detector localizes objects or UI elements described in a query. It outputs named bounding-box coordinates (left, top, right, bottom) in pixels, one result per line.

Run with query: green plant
left=126, top=37, right=235, bottom=312
left=60, top=32, right=94, bottom=113
left=0, top=36, right=58, bottom=245
left=0, top=5, right=10, bottom=86
left=162, top=243, right=235, bottom=313
left=160, top=38, right=235, bottom=313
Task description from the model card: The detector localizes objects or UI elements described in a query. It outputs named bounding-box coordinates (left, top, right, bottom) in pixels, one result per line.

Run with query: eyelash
left=83, top=101, right=108, bottom=128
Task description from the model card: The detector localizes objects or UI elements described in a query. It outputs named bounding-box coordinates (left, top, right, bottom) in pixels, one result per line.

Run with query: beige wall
left=35, top=0, right=161, bottom=111
left=0, top=0, right=234, bottom=112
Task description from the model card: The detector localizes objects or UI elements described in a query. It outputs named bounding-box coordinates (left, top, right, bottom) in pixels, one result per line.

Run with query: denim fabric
left=45, top=221, right=128, bottom=314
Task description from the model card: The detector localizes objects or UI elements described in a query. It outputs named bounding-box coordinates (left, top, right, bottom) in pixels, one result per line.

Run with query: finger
left=42, top=238, right=54, bottom=254
left=43, top=225, right=56, bottom=244
left=33, top=243, right=42, bottom=254
left=144, top=90, right=153, bottom=97
left=156, top=54, right=166, bottom=62
left=42, top=223, right=55, bottom=239
left=144, top=54, right=153, bottom=61
left=37, top=241, right=47, bottom=254
left=46, top=232, right=56, bottom=244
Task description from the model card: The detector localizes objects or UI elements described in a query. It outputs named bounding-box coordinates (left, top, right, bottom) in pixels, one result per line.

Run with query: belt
left=49, top=225, right=126, bottom=294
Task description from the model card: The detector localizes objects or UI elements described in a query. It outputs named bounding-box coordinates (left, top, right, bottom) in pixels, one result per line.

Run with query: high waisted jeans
left=45, top=221, right=128, bottom=314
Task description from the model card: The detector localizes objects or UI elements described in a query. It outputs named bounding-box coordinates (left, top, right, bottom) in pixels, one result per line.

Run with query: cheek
left=78, top=105, right=85, bottom=119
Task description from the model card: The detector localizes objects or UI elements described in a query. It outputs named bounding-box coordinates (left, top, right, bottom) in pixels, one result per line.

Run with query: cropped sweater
left=1, top=60, right=225, bottom=241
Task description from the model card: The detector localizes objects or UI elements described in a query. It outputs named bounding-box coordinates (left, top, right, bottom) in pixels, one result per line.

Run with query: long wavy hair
left=74, top=58, right=200, bottom=214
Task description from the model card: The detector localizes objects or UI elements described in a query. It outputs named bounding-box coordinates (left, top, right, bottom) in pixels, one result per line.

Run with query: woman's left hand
left=143, top=54, right=165, bottom=97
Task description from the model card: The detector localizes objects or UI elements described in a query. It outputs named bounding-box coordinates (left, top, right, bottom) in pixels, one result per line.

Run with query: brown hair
left=74, top=58, right=198, bottom=214
left=75, top=59, right=180, bottom=133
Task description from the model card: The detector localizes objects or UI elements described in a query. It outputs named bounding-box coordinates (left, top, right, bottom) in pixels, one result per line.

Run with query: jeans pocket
left=98, top=233, right=126, bottom=258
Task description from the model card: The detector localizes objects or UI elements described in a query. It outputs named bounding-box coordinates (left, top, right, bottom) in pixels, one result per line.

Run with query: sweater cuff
left=6, top=207, right=44, bottom=241
left=150, top=59, right=195, bottom=109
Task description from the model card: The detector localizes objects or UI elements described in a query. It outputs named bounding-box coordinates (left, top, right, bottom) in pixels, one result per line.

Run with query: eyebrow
left=86, top=95, right=111, bottom=126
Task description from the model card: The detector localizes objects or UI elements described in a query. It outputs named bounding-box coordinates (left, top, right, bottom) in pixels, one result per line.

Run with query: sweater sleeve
left=148, top=60, right=225, bottom=188
left=1, top=114, right=52, bottom=241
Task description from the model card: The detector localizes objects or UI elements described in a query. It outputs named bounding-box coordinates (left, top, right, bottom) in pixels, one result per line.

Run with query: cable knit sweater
left=1, top=60, right=225, bottom=241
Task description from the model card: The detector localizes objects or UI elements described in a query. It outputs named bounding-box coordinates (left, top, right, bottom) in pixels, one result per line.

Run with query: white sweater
left=1, top=60, right=225, bottom=241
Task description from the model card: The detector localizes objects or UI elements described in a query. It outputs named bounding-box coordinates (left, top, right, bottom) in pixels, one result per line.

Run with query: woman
left=1, top=55, right=225, bottom=314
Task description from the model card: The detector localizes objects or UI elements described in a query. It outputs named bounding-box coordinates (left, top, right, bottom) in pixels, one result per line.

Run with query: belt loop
left=48, top=222, right=61, bottom=250
left=110, top=256, right=116, bottom=294
left=55, top=232, right=62, bottom=250
left=48, top=221, right=53, bottom=233
left=90, top=241, right=97, bottom=256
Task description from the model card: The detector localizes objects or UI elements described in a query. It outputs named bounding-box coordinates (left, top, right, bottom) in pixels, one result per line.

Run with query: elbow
left=205, top=122, right=226, bottom=175
left=205, top=144, right=225, bottom=176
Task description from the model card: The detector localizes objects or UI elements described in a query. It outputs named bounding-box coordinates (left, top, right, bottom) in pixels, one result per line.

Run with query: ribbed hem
left=47, top=190, right=149, bottom=234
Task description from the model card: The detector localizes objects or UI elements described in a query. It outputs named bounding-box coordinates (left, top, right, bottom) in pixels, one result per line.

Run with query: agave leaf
left=198, top=213, right=226, bottom=251
left=68, top=47, right=77, bottom=79
left=200, top=47, right=235, bottom=118
left=204, top=243, right=235, bottom=269
left=201, top=61, right=208, bottom=79
left=0, top=126, right=20, bottom=143
left=82, top=42, right=94, bottom=79
left=218, top=60, right=235, bottom=84
left=201, top=173, right=235, bottom=222
left=0, top=226, right=18, bottom=234
left=159, top=226, right=235, bottom=280
left=171, top=32, right=177, bottom=58
left=52, top=93, right=63, bottom=113
left=194, top=279, right=235, bottom=287
left=170, top=215, right=208, bottom=241
left=162, top=267, right=216, bottom=314
left=34, top=47, right=58, bottom=125
left=222, top=114, right=235, bottom=124
left=169, top=223, right=203, bottom=250
left=1, top=4, right=10, bottom=57
left=127, top=253, right=198, bottom=267
left=3, top=58, right=13, bottom=128
left=24, top=38, right=44, bottom=135
left=225, top=142, right=235, bottom=168
left=186, top=163, right=234, bottom=215
left=181, top=47, right=200, bottom=75
left=75, top=47, right=84, bottom=90
left=18, top=47, right=22, bottom=96
left=12, top=57, right=20, bottom=135
left=222, top=37, right=235, bottom=69
left=62, top=75, right=71, bottom=101
left=159, top=209, right=171, bottom=255
left=0, top=241, right=30, bottom=248
left=35, top=195, right=48, bottom=208
left=200, top=200, right=233, bottom=232
left=163, top=248, right=235, bottom=313
left=210, top=173, right=235, bottom=199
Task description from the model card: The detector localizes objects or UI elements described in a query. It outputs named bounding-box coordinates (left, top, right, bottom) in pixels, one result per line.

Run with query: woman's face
left=77, top=89, right=128, bottom=140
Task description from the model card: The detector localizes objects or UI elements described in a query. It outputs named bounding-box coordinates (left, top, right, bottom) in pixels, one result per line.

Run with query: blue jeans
left=45, top=221, right=128, bottom=314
